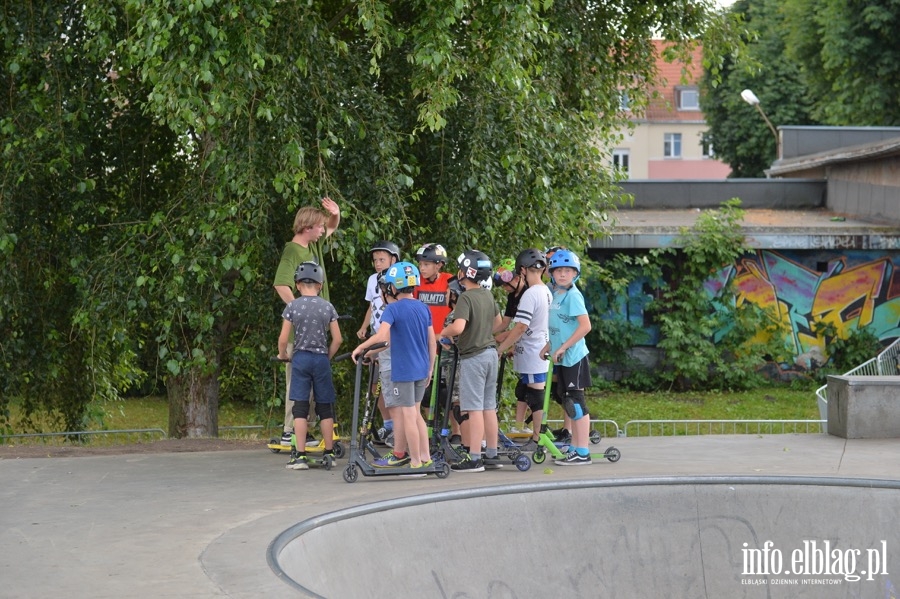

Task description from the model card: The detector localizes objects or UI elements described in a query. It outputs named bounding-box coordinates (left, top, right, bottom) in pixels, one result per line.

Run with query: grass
left=2, top=384, right=823, bottom=445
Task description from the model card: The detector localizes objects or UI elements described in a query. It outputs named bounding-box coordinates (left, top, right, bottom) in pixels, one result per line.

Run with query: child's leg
left=309, top=354, right=337, bottom=450
left=292, top=403, right=310, bottom=449
left=465, top=410, right=485, bottom=460
left=395, top=405, right=422, bottom=466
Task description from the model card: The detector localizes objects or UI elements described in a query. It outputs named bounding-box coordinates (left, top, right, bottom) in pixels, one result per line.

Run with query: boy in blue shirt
left=544, top=249, right=594, bottom=465
left=352, top=262, right=436, bottom=469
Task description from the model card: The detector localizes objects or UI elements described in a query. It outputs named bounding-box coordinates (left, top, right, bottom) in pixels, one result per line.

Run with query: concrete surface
left=828, top=375, right=900, bottom=438
left=3, top=434, right=900, bottom=598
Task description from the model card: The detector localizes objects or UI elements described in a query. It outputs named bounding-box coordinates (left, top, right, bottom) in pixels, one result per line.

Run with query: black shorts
left=556, top=355, right=592, bottom=391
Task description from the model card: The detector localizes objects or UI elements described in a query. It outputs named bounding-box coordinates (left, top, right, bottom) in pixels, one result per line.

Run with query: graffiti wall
left=724, top=249, right=900, bottom=365
left=601, top=249, right=900, bottom=367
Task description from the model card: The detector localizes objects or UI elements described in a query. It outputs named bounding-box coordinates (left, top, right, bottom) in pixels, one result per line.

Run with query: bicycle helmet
left=457, top=250, right=493, bottom=283
left=515, top=248, right=547, bottom=272
left=370, top=240, right=401, bottom=261
left=414, top=243, right=448, bottom=264
left=382, top=261, right=420, bottom=292
left=493, top=258, right=516, bottom=285
left=293, top=261, right=324, bottom=284
left=548, top=248, right=581, bottom=274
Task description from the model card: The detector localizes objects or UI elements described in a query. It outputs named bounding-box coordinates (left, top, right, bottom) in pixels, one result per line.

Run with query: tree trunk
left=168, top=367, right=219, bottom=438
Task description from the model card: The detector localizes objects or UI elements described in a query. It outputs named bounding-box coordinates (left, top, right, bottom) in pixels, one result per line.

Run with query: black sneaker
left=482, top=455, right=504, bottom=469
left=448, top=434, right=462, bottom=445
left=280, top=432, right=293, bottom=447
left=555, top=450, right=591, bottom=466
left=553, top=428, right=571, bottom=445
left=450, top=456, right=485, bottom=472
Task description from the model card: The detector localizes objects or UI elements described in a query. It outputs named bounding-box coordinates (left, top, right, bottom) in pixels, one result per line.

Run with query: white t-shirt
left=512, top=283, right=552, bottom=375
left=364, top=272, right=387, bottom=333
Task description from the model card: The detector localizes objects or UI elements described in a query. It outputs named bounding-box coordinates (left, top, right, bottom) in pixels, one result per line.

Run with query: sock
left=485, top=448, right=498, bottom=459
left=384, top=419, right=393, bottom=430
left=393, top=451, right=407, bottom=459
left=469, top=452, right=480, bottom=462
left=576, top=447, right=589, bottom=457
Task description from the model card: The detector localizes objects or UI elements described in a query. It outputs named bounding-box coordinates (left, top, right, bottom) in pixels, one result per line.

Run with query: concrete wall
left=781, top=126, right=900, bottom=160
left=618, top=179, right=826, bottom=210
left=827, top=375, right=900, bottom=438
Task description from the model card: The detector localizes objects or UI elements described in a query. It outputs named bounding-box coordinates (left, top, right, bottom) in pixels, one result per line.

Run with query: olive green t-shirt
left=273, top=240, right=329, bottom=301
left=452, top=287, right=499, bottom=357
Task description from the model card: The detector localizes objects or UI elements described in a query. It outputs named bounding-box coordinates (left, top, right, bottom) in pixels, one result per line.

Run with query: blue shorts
left=290, top=351, right=336, bottom=404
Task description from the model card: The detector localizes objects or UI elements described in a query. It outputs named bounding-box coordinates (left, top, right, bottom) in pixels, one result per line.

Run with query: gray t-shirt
left=281, top=296, right=339, bottom=354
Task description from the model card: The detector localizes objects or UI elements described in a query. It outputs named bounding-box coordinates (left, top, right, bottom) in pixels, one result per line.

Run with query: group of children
left=276, top=202, right=596, bottom=472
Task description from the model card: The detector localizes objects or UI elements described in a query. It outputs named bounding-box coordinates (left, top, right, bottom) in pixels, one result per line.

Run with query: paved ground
left=2, top=434, right=899, bottom=598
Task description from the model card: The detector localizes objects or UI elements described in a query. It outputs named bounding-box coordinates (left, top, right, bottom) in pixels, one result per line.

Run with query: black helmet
left=456, top=250, right=492, bottom=283
left=415, top=243, right=448, bottom=264
left=448, top=277, right=464, bottom=299
left=370, top=240, right=401, bottom=261
left=515, top=248, right=547, bottom=272
left=294, top=261, right=324, bottom=284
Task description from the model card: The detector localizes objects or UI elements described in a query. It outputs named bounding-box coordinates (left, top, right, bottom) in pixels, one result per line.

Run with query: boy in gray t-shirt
left=277, top=262, right=343, bottom=470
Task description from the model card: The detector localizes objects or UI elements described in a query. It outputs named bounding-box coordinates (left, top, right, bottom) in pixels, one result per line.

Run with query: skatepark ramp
left=268, top=476, right=900, bottom=598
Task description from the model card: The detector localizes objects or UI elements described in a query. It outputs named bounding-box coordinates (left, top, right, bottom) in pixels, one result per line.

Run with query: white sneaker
left=508, top=426, right=532, bottom=435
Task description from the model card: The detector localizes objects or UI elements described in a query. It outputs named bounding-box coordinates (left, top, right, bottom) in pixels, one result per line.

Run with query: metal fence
left=623, top=419, right=824, bottom=437
left=814, top=337, right=900, bottom=431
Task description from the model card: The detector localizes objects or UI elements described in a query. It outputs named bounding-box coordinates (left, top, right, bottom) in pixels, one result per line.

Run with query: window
left=664, top=133, right=682, bottom=158
left=701, top=134, right=715, bottom=158
left=612, top=149, right=630, bottom=177
left=677, top=87, right=700, bottom=110
left=619, top=90, right=631, bottom=112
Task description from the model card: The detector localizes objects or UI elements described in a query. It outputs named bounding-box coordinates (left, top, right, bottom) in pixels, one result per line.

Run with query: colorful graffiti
left=601, top=249, right=900, bottom=367
left=718, top=250, right=900, bottom=363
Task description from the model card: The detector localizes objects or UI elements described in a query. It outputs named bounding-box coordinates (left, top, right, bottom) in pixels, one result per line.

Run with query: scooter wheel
left=436, top=462, right=451, bottom=479
left=342, top=464, right=358, bottom=483
left=605, top=447, right=621, bottom=463
left=323, top=455, right=334, bottom=471
left=515, top=454, right=531, bottom=472
left=532, top=449, right=546, bottom=464
left=333, top=442, right=346, bottom=459
left=508, top=448, right=522, bottom=460
left=589, top=430, right=602, bottom=445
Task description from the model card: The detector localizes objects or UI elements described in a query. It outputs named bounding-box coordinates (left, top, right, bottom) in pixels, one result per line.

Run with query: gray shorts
left=385, top=378, right=428, bottom=409
left=457, top=347, right=499, bottom=412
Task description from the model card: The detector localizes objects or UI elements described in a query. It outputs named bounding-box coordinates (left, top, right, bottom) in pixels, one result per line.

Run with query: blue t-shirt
left=548, top=284, right=589, bottom=367
left=381, top=298, right=432, bottom=382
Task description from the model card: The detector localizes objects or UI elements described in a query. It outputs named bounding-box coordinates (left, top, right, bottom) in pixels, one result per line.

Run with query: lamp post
left=741, top=88, right=781, bottom=160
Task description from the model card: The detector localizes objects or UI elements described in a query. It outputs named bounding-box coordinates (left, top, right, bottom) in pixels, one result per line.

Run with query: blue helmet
left=381, top=261, right=420, bottom=292
left=548, top=249, right=581, bottom=274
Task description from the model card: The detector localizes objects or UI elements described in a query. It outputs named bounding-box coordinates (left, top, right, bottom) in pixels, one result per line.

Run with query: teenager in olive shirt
left=273, top=197, right=341, bottom=446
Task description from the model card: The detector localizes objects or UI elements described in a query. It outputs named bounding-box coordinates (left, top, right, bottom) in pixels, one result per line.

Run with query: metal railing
left=623, top=419, right=824, bottom=437
left=815, top=337, right=900, bottom=431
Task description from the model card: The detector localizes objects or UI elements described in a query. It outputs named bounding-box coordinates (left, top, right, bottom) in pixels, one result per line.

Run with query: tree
left=701, top=0, right=817, bottom=177
left=2, top=1, right=730, bottom=437
left=782, top=0, right=900, bottom=125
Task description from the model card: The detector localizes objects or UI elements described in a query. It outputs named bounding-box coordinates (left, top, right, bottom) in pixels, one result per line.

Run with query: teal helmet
left=381, top=261, right=420, bottom=292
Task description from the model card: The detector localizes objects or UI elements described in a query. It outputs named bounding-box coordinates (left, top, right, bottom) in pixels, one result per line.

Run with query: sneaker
left=280, top=432, right=293, bottom=446
left=518, top=439, right=539, bottom=452
left=482, top=455, right=504, bottom=469
left=450, top=456, right=485, bottom=472
left=375, top=427, right=391, bottom=444
left=448, top=434, right=462, bottom=445
left=508, top=426, right=533, bottom=435
left=409, top=459, right=433, bottom=470
left=286, top=452, right=309, bottom=470
left=373, top=453, right=410, bottom=468
left=555, top=450, right=592, bottom=466
left=553, top=428, right=572, bottom=445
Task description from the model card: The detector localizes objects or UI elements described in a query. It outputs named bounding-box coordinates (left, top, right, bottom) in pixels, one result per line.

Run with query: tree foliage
left=2, top=1, right=727, bottom=436
left=782, top=0, right=900, bottom=125
left=700, top=0, right=817, bottom=177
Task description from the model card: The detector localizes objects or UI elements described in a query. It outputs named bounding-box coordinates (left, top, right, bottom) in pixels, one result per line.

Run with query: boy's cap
left=294, top=261, right=324, bottom=284
left=370, top=240, right=401, bottom=261
left=415, top=243, right=448, bottom=264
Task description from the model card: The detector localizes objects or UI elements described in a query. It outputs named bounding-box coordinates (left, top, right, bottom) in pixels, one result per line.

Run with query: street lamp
left=741, top=88, right=781, bottom=160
